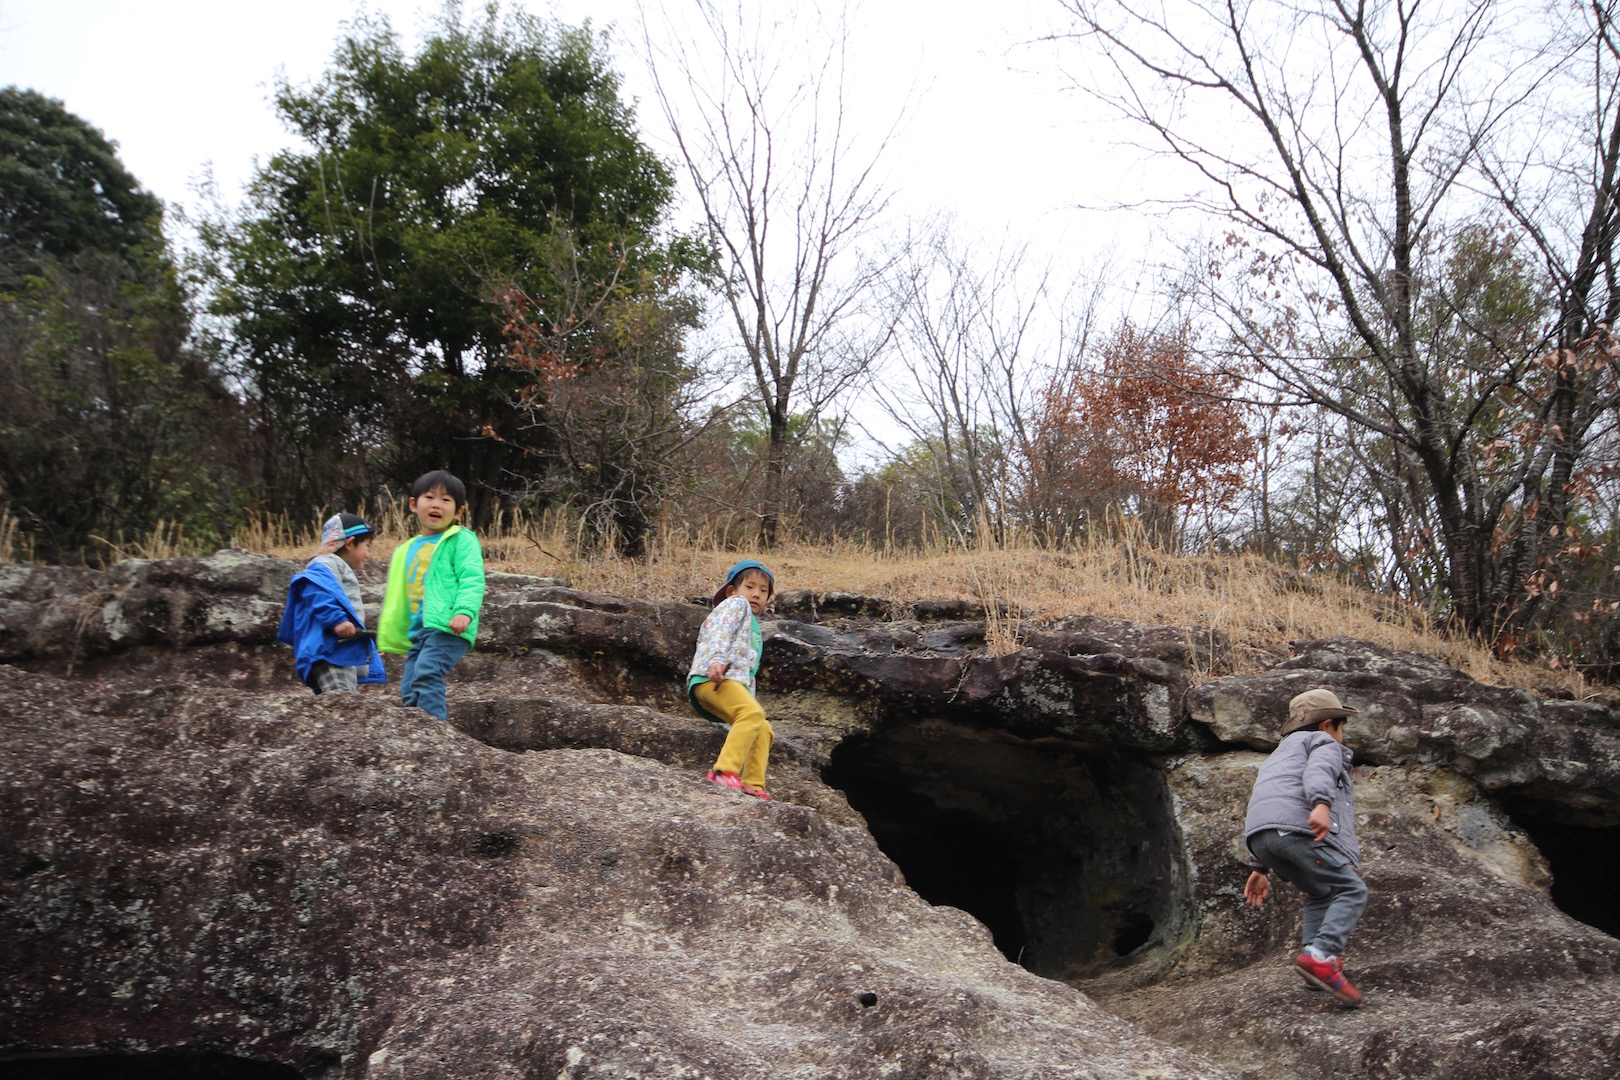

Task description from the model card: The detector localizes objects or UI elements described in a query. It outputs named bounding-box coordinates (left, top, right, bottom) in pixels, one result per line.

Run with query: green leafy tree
left=870, top=435, right=980, bottom=544
left=0, top=87, right=163, bottom=283
left=201, top=4, right=683, bottom=522
left=0, top=90, right=244, bottom=561
left=667, top=408, right=851, bottom=545
left=0, top=260, right=245, bottom=561
left=835, top=463, right=942, bottom=550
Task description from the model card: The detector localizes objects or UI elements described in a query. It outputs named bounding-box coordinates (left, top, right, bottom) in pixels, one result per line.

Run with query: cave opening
left=1502, top=803, right=1620, bottom=939
left=822, top=717, right=1191, bottom=982
left=0, top=1052, right=304, bottom=1079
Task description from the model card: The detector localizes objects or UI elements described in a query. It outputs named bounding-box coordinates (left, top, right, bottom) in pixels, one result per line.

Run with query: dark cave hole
left=1111, top=912, right=1157, bottom=956
left=823, top=718, right=1191, bottom=982
left=1502, top=803, right=1620, bottom=939
left=830, top=774, right=1030, bottom=959
left=0, top=1053, right=304, bottom=1079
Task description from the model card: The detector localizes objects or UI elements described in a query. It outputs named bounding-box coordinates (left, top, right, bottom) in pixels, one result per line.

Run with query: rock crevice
left=5, top=552, right=1620, bottom=1078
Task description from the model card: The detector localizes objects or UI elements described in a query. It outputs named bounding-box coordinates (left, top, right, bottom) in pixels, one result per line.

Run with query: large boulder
left=6, top=553, right=1620, bottom=1078
left=0, top=667, right=1221, bottom=1079
left=1087, top=752, right=1620, bottom=1078
left=1186, top=638, right=1620, bottom=824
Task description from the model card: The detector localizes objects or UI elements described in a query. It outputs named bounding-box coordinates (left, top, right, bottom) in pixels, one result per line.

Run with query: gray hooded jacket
left=1244, top=729, right=1360, bottom=868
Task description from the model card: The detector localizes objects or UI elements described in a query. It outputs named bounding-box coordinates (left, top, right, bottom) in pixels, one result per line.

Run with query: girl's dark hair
left=411, top=470, right=467, bottom=508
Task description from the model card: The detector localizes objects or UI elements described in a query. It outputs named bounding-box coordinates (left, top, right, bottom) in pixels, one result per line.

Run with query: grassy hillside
left=218, top=502, right=1596, bottom=702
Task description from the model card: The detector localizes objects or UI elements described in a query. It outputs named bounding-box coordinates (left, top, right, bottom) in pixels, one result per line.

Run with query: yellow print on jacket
left=405, top=535, right=440, bottom=615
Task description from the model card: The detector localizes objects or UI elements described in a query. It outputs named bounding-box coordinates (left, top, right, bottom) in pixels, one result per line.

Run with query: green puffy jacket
left=377, top=525, right=486, bottom=654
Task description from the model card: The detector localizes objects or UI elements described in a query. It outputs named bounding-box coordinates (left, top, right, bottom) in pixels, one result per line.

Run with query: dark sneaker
left=706, top=770, right=744, bottom=791
left=1295, top=953, right=1363, bottom=1006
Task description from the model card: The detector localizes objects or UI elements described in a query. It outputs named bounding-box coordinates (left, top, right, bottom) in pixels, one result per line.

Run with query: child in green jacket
left=377, top=470, right=486, bottom=720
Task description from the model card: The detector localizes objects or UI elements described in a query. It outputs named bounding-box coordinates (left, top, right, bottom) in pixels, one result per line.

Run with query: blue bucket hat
left=712, top=559, right=775, bottom=606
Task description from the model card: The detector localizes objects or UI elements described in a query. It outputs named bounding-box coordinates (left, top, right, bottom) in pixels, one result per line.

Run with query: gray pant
left=307, top=661, right=360, bottom=695
left=1249, top=828, right=1368, bottom=957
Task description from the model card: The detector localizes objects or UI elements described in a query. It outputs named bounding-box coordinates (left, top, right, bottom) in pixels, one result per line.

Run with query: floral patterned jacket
left=686, top=595, right=763, bottom=697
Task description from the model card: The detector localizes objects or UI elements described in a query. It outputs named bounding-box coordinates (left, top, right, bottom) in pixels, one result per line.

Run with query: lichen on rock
left=3, top=552, right=1619, bottom=1078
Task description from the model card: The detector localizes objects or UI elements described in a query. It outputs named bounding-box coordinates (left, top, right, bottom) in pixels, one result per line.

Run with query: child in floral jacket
left=687, top=560, right=775, bottom=799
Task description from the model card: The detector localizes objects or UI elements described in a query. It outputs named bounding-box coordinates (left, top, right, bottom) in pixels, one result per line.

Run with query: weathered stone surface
left=6, top=551, right=1220, bottom=756
left=7, top=554, right=1620, bottom=1079
left=0, top=550, right=295, bottom=663
left=1087, top=753, right=1620, bottom=1079
left=1185, top=637, right=1620, bottom=824
left=0, top=552, right=576, bottom=668
left=773, top=590, right=1022, bottom=623
left=446, top=694, right=863, bottom=828
left=0, top=667, right=1221, bottom=1079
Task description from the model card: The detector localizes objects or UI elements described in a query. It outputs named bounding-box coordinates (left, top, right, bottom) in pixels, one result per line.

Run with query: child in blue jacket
left=277, top=512, right=385, bottom=694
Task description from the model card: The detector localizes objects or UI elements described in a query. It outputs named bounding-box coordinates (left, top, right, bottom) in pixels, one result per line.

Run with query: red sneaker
left=706, top=770, right=744, bottom=791
left=739, top=782, right=770, bottom=801
left=1295, top=953, right=1363, bottom=1006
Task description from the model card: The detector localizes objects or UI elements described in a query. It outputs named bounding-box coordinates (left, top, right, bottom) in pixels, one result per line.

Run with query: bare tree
left=638, top=0, right=898, bottom=545
left=494, top=226, right=719, bottom=557
left=875, top=225, right=1065, bottom=543
left=1056, top=0, right=1620, bottom=638
left=1469, top=2, right=1620, bottom=637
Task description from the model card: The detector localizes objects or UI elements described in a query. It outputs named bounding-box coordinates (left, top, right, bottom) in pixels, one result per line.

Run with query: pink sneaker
left=1295, top=953, right=1363, bottom=1006
left=706, top=770, right=744, bottom=791
left=739, top=782, right=770, bottom=801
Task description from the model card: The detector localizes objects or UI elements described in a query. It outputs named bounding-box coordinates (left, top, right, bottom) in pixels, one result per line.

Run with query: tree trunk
left=761, top=407, right=789, bottom=547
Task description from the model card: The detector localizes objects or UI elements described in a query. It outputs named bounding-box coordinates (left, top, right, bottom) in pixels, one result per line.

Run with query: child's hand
left=708, top=661, right=727, bottom=684
left=449, top=613, right=471, bottom=634
left=1309, top=803, right=1332, bottom=842
left=1244, top=871, right=1269, bottom=907
left=333, top=621, right=357, bottom=638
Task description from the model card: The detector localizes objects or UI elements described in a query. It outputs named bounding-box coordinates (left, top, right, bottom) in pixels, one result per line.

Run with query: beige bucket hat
left=1281, top=688, right=1357, bottom=736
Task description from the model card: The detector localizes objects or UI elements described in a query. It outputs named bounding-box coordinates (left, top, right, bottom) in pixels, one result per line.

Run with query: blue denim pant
left=400, top=628, right=470, bottom=721
left=1249, top=828, right=1369, bottom=957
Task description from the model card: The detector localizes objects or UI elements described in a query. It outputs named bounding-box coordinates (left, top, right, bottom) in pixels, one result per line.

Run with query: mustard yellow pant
left=692, top=679, right=773, bottom=791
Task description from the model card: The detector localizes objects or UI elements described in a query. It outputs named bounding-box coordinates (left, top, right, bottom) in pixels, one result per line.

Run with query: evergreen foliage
left=0, top=87, right=163, bottom=282
left=0, top=90, right=242, bottom=562
left=200, top=5, right=686, bottom=523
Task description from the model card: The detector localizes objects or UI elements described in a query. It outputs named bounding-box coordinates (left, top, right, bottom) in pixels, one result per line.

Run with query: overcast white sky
left=0, top=0, right=1150, bottom=264
left=0, top=0, right=1175, bottom=458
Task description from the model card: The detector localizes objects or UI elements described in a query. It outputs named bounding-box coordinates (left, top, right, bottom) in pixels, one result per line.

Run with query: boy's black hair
left=411, top=470, right=467, bottom=508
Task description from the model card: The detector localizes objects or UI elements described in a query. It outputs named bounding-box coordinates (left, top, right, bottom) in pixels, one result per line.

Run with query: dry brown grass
left=222, top=505, right=1596, bottom=700
left=0, top=507, right=25, bottom=563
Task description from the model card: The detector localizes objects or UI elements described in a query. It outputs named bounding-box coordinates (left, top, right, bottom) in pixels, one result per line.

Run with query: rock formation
left=3, top=551, right=1618, bottom=1078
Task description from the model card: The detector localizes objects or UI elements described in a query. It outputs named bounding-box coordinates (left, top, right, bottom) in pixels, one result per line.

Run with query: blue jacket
left=1244, top=729, right=1361, bottom=867
left=276, top=561, right=386, bottom=685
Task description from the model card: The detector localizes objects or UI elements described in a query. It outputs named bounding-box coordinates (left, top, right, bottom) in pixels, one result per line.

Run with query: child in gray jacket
left=1243, top=688, right=1368, bottom=1006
